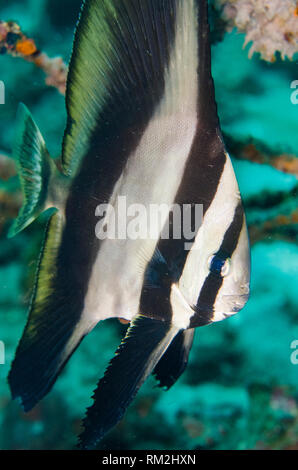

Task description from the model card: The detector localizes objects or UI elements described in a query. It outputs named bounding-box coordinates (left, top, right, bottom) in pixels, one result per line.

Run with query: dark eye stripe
left=218, top=204, right=244, bottom=255
left=190, top=203, right=244, bottom=327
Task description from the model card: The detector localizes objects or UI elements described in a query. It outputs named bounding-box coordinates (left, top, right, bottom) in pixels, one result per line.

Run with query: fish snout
left=213, top=288, right=250, bottom=322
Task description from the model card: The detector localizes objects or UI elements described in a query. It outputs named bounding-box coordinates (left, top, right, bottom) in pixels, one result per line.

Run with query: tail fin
left=78, top=315, right=181, bottom=450
left=8, top=103, right=54, bottom=238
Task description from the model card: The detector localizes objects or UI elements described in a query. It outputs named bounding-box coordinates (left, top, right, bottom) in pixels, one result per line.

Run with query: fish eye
left=208, top=254, right=231, bottom=277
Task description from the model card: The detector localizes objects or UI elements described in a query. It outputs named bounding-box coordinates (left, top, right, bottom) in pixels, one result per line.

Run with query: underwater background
left=0, top=0, right=297, bottom=450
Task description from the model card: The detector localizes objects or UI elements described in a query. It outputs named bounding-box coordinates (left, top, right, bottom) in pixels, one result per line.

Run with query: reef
left=215, top=0, right=298, bottom=61
left=0, top=20, right=67, bottom=94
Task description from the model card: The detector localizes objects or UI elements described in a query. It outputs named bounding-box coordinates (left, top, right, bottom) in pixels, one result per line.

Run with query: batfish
left=8, top=0, right=250, bottom=449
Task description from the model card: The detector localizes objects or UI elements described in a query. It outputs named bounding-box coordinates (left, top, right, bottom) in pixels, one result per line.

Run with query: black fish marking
left=191, top=203, right=244, bottom=327
left=63, top=0, right=178, bottom=176
left=150, top=0, right=227, bottom=284
left=153, top=328, right=195, bottom=389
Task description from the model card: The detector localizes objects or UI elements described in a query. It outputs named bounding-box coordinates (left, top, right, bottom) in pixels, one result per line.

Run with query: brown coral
left=235, top=143, right=298, bottom=177
left=0, top=20, right=67, bottom=95
left=0, top=153, right=16, bottom=181
left=249, top=209, right=298, bottom=245
left=33, top=53, right=67, bottom=95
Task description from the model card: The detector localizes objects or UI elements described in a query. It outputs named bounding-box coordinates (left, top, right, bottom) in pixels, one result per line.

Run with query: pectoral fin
left=8, top=103, right=55, bottom=238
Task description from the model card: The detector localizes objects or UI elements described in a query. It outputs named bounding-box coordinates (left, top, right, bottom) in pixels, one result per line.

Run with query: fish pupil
left=208, top=254, right=230, bottom=277
left=210, top=256, right=225, bottom=274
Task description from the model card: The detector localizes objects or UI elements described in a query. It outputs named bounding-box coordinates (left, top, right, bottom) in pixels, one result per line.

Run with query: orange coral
left=0, top=20, right=67, bottom=95
left=16, top=38, right=37, bottom=56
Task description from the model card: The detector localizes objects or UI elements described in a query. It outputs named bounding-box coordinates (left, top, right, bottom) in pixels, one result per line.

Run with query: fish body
left=8, top=0, right=250, bottom=449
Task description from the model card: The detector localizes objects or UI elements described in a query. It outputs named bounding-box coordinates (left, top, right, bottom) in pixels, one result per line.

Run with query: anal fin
left=78, top=315, right=180, bottom=450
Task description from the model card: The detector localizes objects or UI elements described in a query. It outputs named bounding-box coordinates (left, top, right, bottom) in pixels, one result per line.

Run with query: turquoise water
left=0, top=0, right=297, bottom=450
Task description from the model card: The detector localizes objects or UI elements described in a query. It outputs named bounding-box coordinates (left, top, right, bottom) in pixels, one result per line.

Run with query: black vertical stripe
left=139, top=0, right=227, bottom=321
left=190, top=203, right=244, bottom=327
left=197, top=0, right=221, bottom=129
left=47, top=2, right=179, bottom=336
left=154, top=0, right=226, bottom=273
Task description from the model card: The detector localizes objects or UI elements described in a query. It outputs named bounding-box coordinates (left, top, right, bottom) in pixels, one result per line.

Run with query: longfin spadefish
left=62, top=0, right=177, bottom=177
left=78, top=315, right=181, bottom=450
left=8, top=210, right=94, bottom=412
left=153, top=328, right=195, bottom=390
left=8, top=103, right=55, bottom=238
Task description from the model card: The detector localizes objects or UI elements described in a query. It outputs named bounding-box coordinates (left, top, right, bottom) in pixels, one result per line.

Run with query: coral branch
left=0, top=189, right=22, bottom=235
left=32, top=53, right=67, bottom=95
left=248, top=209, right=298, bottom=245
left=0, top=20, right=67, bottom=94
left=215, top=0, right=298, bottom=61
left=0, top=153, right=16, bottom=180
left=235, top=143, right=298, bottom=177
left=224, top=134, right=298, bottom=177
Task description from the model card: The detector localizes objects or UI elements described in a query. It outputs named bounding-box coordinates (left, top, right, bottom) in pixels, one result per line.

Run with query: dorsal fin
left=197, top=0, right=221, bottom=130
left=62, top=0, right=178, bottom=177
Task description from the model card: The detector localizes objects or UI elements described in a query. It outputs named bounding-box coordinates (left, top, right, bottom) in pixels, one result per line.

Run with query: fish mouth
left=219, top=292, right=250, bottom=307
left=214, top=293, right=250, bottom=319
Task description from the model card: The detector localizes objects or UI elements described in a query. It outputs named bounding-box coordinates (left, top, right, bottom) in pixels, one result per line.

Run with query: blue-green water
left=0, top=0, right=297, bottom=450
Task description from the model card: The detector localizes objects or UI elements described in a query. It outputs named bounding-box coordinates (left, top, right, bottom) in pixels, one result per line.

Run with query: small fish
left=8, top=0, right=250, bottom=449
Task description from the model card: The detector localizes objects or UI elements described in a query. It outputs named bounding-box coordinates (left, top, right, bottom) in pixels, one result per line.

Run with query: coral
left=0, top=20, right=67, bottom=94
left=227, top=138, right=298, bottom=177
left=215, top=0, right=298, bottom=61
left=0, top=190, right=21, bottom=236
left=0, top=153, right=16, bottom=181
left=237, top=145, right=298, bottom=177
left=249, top=209, right=298, bottom=245
left=33, top=54, right=67, bottom=95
